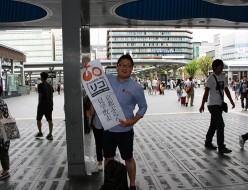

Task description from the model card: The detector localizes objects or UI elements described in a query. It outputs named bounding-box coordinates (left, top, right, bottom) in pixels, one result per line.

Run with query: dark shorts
left=36, top=107, right=53, bottom=121
left=103, top=129, right=134, bottom=160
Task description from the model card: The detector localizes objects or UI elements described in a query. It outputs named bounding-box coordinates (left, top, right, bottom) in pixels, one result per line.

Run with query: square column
left=62, top=0, right=85, bottom=176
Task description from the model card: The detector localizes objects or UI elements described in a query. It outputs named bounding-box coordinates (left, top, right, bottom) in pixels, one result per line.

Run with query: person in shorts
left=35, top=72, right=54, bottom=140
left=103, top=54, right=148, bottom=190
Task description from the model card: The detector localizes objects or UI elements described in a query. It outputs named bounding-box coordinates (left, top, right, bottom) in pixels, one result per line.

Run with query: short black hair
left=40, top=72, right=48, bottom=80
left=117, top=53, right=134, bottom=66
left=82, top=56, right=90, bottom=63
left=212, top=59, right=224, bottom=71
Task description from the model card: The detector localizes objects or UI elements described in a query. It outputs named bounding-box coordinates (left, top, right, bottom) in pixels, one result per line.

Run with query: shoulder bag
left=213, top=74, right=228, bottom=113
left=185, top=82, right=192, bottom=93
left=0, top=116, right=20, bottom=141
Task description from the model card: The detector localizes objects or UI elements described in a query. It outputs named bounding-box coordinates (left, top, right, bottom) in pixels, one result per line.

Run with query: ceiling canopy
left=0, top=0, right=248, bottom=29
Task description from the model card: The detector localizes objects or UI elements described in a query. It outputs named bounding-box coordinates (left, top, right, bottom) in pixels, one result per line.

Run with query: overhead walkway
left=0, top=87, right=248, bottom=190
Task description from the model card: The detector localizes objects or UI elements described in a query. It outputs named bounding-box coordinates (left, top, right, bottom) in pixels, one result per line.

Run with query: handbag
left=213, top=74, right=228, bottom=113
left=222, top=102, right=228, bottom=113
left=185, top=82, right=192, bottom=93
left=0, top=117, right=20, bottom=141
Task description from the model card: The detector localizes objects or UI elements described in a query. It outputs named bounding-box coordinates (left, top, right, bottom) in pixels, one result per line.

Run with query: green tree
left=198, top=56, right=213, bottom=77
left=184, top=59, right=199, bottom=78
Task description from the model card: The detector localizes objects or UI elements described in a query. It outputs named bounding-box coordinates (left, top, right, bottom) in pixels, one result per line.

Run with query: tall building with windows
left=107, top=29, right=193, bottom=62
left=193, top=42, right=201, bottom=59
left=222, top=31, right=248, bottom=61
left=0, top=29, right=62, bottom=62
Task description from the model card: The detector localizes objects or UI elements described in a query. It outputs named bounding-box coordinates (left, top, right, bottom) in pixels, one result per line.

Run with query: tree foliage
left=184, top=59, right=199, bottom=78
left=197, top=56, right=213, bottom=77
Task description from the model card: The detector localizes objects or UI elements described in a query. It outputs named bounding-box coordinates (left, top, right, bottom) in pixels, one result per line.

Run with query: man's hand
left=199, top=105, right=204, bottom=113
left=119, top=119, right=136, bottom=127
left=119, top=114, right=141, bottom=127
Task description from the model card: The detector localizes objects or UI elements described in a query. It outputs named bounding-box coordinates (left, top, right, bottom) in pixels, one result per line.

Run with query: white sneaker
left=239, top=135, right=245, bottom=148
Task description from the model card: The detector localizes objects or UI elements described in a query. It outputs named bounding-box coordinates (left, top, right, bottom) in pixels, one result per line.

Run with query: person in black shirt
left=35, top=72, right=54, bottom=140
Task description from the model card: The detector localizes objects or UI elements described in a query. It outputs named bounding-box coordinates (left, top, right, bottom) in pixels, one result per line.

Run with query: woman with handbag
left=199, top=59, right=235, bottom=154
left=86, top=101, right=104, bottom=171
left=0, top=98, right=10, bottom=180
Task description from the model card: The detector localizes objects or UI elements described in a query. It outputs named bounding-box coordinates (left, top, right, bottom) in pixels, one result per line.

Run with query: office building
left=107, top=29, right=193, bottom=62
left=0, top=29, right=62, bottom=62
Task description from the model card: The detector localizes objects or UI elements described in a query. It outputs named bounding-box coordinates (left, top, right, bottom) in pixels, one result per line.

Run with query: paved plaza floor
left=0, top=87, right=248, bottom=190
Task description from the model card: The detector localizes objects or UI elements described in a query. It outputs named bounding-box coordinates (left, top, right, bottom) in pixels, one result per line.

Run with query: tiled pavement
left=0, top=88, right=248, bottom=190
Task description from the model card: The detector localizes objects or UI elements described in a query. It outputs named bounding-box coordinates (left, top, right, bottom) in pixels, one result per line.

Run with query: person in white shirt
left=199, top=59, right=235, bottom=154
left=197, top=79, right=201, bottom=88
left=185, top=77, right=195, bottom=107
left=152, top=78, right=158, bottom=95
left=146, top=78, right=152, bottom=95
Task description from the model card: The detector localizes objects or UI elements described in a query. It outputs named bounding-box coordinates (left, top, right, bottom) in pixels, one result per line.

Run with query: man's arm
left=199, top=87, right=209, bottom=113
left=120, top=86, right=147, bottom=127
left=119, top=114, right=142, bottom=127
left=224, top=87, right=235, bottom=108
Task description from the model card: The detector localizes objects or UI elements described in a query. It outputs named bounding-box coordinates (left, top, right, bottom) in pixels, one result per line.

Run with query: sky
left=90, top=28, right=247, bottom=45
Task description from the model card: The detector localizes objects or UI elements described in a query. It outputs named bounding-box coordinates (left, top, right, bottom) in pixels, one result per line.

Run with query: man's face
left=214, top=64, right=223, bottom=75
left=117, top=58, right=133, bottom=80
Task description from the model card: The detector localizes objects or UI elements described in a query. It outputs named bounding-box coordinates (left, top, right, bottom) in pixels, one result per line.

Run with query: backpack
left=100, top=160, right=129, bottom=190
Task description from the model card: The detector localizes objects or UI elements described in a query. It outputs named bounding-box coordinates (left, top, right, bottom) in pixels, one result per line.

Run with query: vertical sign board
left=81, top=60, right=126, bottom=130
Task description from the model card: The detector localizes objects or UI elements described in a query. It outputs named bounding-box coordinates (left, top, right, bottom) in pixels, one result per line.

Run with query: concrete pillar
left=0, top=57, right=2, bottom=78
left=81, top=26, right=90, bottom=53
left=62, top=0, right=85, bottom=177
left=20, top=62, right=25, bottom=86
left=11, top=60, right=14, bottom=74
left=28, top=72, right=32, bottom=89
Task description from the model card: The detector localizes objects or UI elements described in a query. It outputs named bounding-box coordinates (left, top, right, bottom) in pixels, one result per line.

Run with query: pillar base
left=68, top=163, right=86, bottom=177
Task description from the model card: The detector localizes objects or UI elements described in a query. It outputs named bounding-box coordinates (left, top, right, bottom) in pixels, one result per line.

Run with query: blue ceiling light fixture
left=115, top=0, right=248, bottom=23
left=0, top=0, right=47, bottom=22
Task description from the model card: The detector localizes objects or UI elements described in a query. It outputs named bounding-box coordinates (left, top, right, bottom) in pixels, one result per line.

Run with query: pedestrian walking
left=0, top=98, right=11, bottom=180
left=199, top=59, right=235, bottom=154
left=57, top=81, right=61, bottom=95
left=176, top=79, right=183, bottom=101
left=35, top=72, right=54, bottom=140
left=233, top=78, right=240, bottom=100
left=185, top=77, right=195, bottom=107
left=239, top=76, right=248, bottom=111
left=239, top=132, right=248, bottom=149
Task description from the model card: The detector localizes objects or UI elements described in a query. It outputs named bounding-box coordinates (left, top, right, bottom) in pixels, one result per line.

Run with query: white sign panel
left=82, top=60, right=126, bottom=130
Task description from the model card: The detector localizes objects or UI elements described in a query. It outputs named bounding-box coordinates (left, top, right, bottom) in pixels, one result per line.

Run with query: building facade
left=0, top=29, right=62, bottom=62
left=222, top=31, right=248, bottom=61
left=107, top=29, right=193, bottom=80
left=107, top=29, right=193, bottom=62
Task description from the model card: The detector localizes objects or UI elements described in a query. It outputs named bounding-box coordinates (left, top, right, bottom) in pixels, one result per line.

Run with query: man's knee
left=125, top=157, right=134, bottom=164
left=104, top=157, right=114, bottom=166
